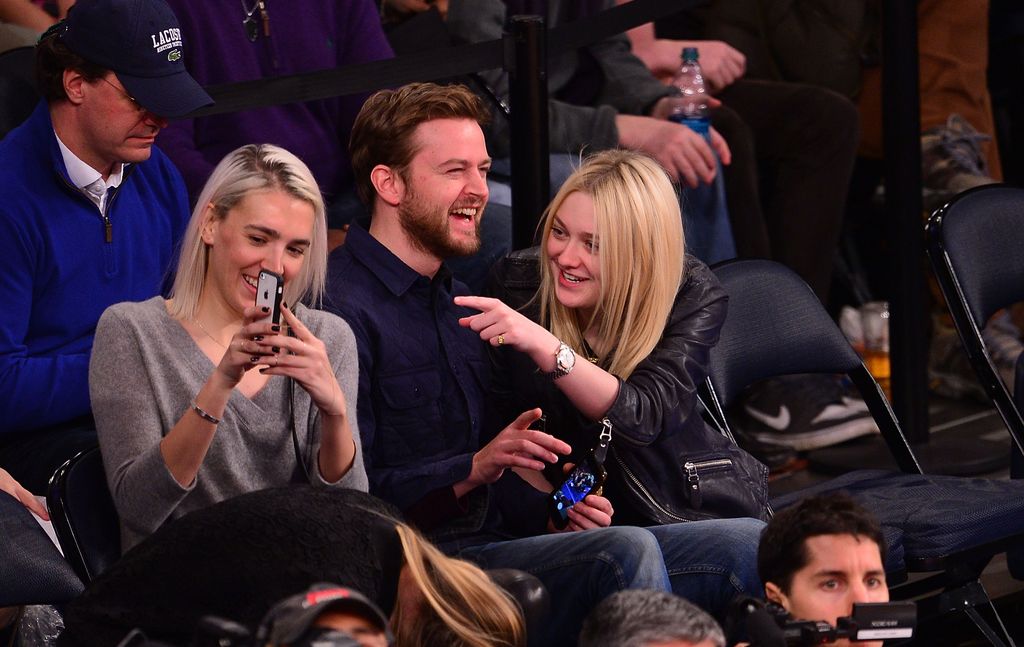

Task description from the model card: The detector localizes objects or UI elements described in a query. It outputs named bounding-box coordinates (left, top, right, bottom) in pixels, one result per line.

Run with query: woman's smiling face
left=201, top=189, right=314, bottom=317
left=546, top=190, right=601, bottom=321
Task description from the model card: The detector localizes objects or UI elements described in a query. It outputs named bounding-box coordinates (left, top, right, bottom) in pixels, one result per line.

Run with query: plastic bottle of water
left=668, top=47, right=709, bottom=137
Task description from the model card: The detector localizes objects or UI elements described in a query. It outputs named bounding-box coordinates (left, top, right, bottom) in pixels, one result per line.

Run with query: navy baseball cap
left=59, top=0, right=212, bottom=118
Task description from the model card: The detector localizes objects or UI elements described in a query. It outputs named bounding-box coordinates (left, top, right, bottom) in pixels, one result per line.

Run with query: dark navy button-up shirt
left=324, top=225, right=547, bottom=542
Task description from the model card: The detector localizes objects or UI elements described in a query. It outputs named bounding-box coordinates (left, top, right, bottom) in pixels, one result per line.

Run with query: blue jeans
left=450, top=517, right=764, bottom=647
left=649, top=517, right=765, bottom=615
left=680, top=162, right=737, bottom=265
left=451, top=526, right=669, bottom=647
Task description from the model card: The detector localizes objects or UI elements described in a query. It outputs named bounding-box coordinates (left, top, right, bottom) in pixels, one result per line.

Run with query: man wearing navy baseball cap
left=0, top=0, right=213, bottom=493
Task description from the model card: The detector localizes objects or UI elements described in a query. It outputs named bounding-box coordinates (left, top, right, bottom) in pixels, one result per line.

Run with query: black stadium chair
left=925, top=184, right=1024, bottom=462
left=0, top=46, right=38, bottom=139
left=46, top=447, right=121, bottom=584
left=704, top=258, right=1024, bottom=646
left=927, top=184, right=1024, bottom=584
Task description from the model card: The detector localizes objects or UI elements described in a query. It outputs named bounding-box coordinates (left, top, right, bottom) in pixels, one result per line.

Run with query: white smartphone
left=254, top=269, right=284, bottom=325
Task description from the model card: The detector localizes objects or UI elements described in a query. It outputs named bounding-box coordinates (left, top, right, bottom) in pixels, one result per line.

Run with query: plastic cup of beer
left=861, top=301, right=891, bottom=399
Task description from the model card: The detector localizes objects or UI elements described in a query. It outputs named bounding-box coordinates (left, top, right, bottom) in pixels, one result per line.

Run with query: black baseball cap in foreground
left=260, top=583, right=394, bottom=645
left=59, top=0, right=212, bottom=118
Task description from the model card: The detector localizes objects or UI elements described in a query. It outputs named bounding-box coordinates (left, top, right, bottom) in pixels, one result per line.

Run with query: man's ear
left=764, top=581, right=790, bottom=611
left=370, top=164, right=403, bottom=208
left=63, top=69, right=87, bottom=106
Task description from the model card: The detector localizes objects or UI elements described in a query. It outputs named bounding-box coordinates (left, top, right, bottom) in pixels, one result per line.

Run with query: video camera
left=730, top=597, right=916, bottom=646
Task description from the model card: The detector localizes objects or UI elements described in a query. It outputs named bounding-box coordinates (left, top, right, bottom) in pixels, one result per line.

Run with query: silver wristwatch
left=546, top=341, right=577, bottom=380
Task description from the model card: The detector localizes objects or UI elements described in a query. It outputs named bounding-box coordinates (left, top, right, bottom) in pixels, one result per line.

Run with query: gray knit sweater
left=89, top=297, right=367, bottom=550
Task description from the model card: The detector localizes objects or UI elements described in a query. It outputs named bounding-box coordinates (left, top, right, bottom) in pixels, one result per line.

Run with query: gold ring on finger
left=497, top=334, right=505, bottom=346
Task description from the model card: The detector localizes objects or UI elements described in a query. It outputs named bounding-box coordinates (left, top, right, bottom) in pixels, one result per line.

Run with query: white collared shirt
left=54, top=132, right=126, bottom=212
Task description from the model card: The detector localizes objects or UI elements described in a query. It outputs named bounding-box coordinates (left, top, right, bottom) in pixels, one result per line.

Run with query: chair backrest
left=46, top=447, right=121, bottom=583
left=0, top=46, right=38, bottom=139
left=487, top=568, right=550, bottom=639
left=706, top=259, right=921, bottom=474
left=926, top=184, right=1024, bottom=455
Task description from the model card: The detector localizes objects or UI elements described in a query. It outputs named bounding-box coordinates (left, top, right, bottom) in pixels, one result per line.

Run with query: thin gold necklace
left=193, top=318, right=228, bottom=349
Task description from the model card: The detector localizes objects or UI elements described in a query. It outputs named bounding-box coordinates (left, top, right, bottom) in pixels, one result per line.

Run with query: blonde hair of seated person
left=538, top=149, right=686, bottom=379
left=392, top=524, right=525, bottom=647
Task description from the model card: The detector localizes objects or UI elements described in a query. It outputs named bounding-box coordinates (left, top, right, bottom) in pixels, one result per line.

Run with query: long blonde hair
left=538, top=149, right=685, bottom=379
left=392, top=525, right=525, bottom=647
left=167, top=144, right=327, bottom=321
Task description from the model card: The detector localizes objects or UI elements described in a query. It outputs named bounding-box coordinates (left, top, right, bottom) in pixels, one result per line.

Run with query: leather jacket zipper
left=613, top=452, right=689, bottom=523
left=684, top=458, right=733, bottom=510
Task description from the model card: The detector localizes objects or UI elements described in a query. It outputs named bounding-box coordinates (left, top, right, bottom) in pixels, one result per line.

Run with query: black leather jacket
left=485, top=249, right=768, bottom=526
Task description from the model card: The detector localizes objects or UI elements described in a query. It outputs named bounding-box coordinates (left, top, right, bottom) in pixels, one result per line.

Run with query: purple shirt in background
left=157, top=0, right=394, bottom=203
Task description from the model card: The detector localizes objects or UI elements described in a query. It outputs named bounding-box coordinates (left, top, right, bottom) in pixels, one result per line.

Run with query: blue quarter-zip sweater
left=0, top=102, right=190, bottom=434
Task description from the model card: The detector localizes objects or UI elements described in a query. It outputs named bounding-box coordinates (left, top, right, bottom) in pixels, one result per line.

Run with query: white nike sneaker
left=735, top=374, right=878, bottom=451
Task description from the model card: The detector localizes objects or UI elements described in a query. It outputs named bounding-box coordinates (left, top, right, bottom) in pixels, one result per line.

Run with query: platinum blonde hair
left=538, top=149, right=685, bottom=379
left=167, top=144, right=327, bottom=321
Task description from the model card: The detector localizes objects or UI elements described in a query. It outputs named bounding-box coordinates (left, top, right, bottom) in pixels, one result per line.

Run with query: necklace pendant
left=243, top=14, right=259, bottom=42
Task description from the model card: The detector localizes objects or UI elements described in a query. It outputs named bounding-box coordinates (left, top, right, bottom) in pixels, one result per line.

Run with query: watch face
left=556, top=344, right=576, bottom=371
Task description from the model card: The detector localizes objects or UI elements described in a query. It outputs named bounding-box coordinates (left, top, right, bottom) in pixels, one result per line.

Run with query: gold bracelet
left=191, top=400, right=221, bottom=425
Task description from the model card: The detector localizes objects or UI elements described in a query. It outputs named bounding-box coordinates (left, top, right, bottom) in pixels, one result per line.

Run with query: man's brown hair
left=35, top=33, right=107, bottom=104
left=349, top=82, right=490, bottom=206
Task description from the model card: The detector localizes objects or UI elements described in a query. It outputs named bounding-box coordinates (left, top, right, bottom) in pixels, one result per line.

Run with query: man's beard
left=398, top=190, right=482, bottom=260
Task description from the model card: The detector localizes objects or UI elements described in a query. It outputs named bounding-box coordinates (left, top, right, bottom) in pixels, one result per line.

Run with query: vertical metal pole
left=507, top=15, right=550, bottom=250
left=883, top=0, right=930, bottom=442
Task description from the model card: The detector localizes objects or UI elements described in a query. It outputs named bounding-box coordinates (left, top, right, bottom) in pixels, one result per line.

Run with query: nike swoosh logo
left=744, top=405, right=791, bottom=431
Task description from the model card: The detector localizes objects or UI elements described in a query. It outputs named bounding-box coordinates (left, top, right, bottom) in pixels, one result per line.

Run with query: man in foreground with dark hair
left=0, top=0, right=211, bottom=492
left=757, top=493, right=890, bottom=647
left=579, top=589, right=725, bottom=647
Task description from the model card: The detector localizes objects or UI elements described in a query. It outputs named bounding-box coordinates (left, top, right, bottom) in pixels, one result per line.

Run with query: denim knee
left=591, top=526, right=670, bottom=591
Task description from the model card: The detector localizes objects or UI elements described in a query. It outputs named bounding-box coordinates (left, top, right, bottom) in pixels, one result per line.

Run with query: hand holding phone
left=548, top=418, right=612, bottom=530
left=548, top=455, right=607, bottom=529
left=254, top=269, right=283, bottom=326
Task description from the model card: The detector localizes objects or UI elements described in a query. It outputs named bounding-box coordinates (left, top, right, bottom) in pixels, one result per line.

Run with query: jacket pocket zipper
left=613, top=453, right=689, bottom=523
left=684, top=458, right=734, bottom=510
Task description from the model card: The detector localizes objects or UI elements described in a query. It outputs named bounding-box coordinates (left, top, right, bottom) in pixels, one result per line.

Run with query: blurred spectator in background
left=0, top=0, right=71, bottom=52
left=381, top=0, right=738, bottom=267
left=156, top=0, right=393, bottom=252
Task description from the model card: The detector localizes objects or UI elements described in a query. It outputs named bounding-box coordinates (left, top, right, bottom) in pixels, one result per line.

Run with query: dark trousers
left=712, top=79, right=860, bottom=304
left=0, top=416, right=97, bottom=494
